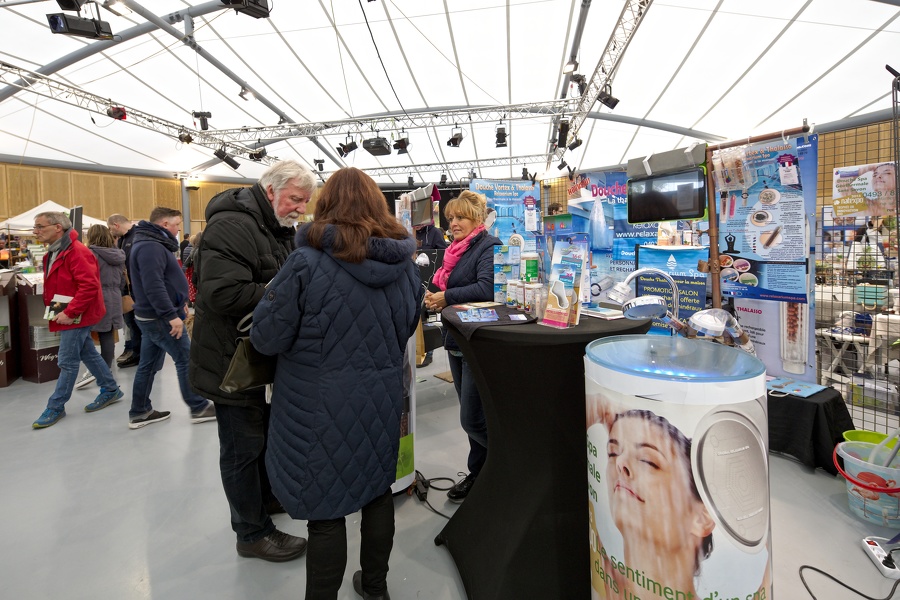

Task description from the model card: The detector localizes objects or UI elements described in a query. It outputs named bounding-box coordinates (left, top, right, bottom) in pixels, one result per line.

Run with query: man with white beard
left=189, top=160, right=316, bottom=562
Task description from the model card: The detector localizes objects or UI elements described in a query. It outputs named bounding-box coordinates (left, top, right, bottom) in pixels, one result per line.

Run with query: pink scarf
left=432, top=225, right=485, bottom=291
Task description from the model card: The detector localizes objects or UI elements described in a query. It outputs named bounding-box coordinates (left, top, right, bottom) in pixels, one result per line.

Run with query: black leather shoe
left=353, top=570, right=391, bottom=600
left=117, top=354, right=140, bottom=368
left=236, top=530, right=308, bottom=562
left=447, top=473, right=475, bottom=503
left=116, top=350, right=133, bottom=364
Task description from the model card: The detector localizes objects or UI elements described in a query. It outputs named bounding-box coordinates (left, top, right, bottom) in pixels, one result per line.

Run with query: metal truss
left=343, top=154, right=549, bottom=177
left=0, top=61, right=256, bottom=158
left=550, top=0, right=653, bottom=165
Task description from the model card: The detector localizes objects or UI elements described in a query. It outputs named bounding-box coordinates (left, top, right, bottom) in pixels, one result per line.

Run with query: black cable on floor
left=799, top=565, right=900, bottom=599
left=405, top=470, right=457, bottom=520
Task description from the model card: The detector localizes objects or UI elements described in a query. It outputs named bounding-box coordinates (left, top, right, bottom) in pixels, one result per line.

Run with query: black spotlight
left=598, top=85, right=619, bottom=110
left=568, top=138, right=583, bottom=151
left=495, top=125, right=507, bottom=148
left=557, top=159, right=568, bottom=170
left=557, top=119, right=569, bottom=149
left=522, top=167, right=529, bottom=181
left=47, top=13, right=113, bottom=39
left=313, top=159, right=324, bottom=172
left=408, top=175, right=414, bottom=187
left=178, top=132, right=193, bottom=144
left=468, top=169, right=477, bottom=179
left=56, top=0, right=88, bottom=8
left=248, top=148, right=267, bottom=161
left=214, top=148, right=240, bottom=170
left=440, top=173, right=447, bottom=185
left=106, top=106, right=126, bottom=120
left=192, top=111, right=211, bottom=131
left=571, top=73, right=587, bottom=96
left=336, top=137, right=358, bottom=158
left=446, top=128, right=463, bottom=148
left=393, top=136, right=410, bottom=154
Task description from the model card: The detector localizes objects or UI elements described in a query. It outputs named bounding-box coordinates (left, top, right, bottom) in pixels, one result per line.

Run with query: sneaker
left=33, top=408, right=66, bottom=429
left=129, top=410, right=171, bottom=429
left=353, top=570, right=391, bottom=600
left=74, top=371, right=97, bottom=390
left=191, top=401, right=216, bottom=424
left=118, top=354, right=140, bottom=368
left=116, top=350, right=133, bottom=364
left=447, top=473, right=476, bottom=503
left=85, top=388, right=124, bottom=412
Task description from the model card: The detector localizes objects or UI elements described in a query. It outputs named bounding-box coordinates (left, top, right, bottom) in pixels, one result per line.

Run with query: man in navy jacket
left=127, top=207, right=215, bottom=430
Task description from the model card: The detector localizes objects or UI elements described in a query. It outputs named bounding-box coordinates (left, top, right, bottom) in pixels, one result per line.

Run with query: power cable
left=405, top=469, right=456, bottom=520
left=799, top=564, right=900, bottom=599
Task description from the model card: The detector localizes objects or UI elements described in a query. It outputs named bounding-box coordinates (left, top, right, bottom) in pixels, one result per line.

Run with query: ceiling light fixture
left=568, top=138, right=583, bottom=151
left=468, top=169, right=477, bottom=180
left=192, top=111, right=211, bottom=131
left=557, top=159, right=568, bottom=171
left=362, top=135, right=391, bottom=156
left=446, top=126, right=463, bottom=148
left=221, top=0, right=271, bottom=19
left=178, top=132, right=193, bottom=144
left=47, top=12, right=113, bottom=40
left=106, top=106, right=126, bottom=120
left=238, top=86, right=254, bottom=101
left=101, top=0, right=131, bottom=17
left=522, top=167, right=530, bottom=181
left=313, top=159, right=324, bottom=172
left=598, top=84, right=620, bottom=110
left=562, top=59, right=578, bottom=74
left=440, top=173, right=447, bottom=186
left=495, top=122, right=507, bottom=148
left=336, top=136, right=358, bottom=158
left=248, top=148, right=267, bottom=161
left=567, top=166, right=577, bottom=181
left=571, top=73, right=587, bottom=96
left=214, top=148, right=240, bottom=170
left=408, top=174, right=414, bottom=187
left=393, top=133, right=410, bottom=154
left=557, top=119, right=570, bottom=150
left=56, top=0, right=87, bottom=8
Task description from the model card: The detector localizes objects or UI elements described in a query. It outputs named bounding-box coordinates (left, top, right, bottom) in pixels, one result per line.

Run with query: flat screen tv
left=626, top=167, right=707, bottom=224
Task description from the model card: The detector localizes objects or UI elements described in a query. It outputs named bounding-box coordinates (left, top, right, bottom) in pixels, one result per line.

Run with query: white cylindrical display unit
left=585, top=335, right=771, bottom=600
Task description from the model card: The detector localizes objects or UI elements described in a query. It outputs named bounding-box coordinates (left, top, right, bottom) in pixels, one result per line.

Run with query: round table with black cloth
left=434, top=313, right=651, bottom=600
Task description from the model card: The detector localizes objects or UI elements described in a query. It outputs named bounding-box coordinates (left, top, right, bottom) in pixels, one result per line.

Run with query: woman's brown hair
left=85, top=224, right=115, bottom=248
left=305, top=167, right=411, bottom=263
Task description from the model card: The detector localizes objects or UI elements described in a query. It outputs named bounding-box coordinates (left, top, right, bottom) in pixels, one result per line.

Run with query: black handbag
left=219, top=313, right=275, bottom=393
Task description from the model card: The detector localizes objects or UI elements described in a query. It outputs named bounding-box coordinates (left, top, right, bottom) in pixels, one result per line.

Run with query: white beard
left=276, top=213, right=299, bottom=228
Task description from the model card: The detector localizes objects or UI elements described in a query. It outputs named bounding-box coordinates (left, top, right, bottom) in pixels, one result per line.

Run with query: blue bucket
left=835, top=441, right=900, bottom=528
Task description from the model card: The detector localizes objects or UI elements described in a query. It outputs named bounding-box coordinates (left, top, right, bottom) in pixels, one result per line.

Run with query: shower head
left=622, top=295, right=668, bottom=320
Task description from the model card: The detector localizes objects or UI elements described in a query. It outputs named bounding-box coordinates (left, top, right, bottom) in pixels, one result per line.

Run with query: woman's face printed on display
left=872, top=164, right=896, bottom=195
left=606, top=414, right=705, bottom=552
left=447, top=211, right=477, bottom=241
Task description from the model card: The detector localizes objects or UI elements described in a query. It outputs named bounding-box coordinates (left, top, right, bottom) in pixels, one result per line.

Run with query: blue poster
left=716, top=135, right=818, bottom=302
left=565, top=171, right=633, bottom=279
left=471, top=179, right=539, bottom=250
left=634, top=246, right=709, bottom=336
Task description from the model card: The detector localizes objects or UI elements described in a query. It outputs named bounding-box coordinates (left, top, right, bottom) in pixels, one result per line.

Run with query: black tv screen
left=627, top=167, right=707, bottom=224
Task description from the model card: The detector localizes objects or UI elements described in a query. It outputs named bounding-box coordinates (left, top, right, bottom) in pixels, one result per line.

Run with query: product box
left=850, top=376, right=900, bottom=415
left=493, top=245, right=521, bottom=266
left=493, top=263, right=520, bottom=284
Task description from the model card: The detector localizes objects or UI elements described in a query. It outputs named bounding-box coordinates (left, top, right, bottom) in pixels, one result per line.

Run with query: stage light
left=563, top=59, right=578, bottom=74
left=408, top=174, right=414, bottom=187
left=598, top=85, right=619, bottom=110
left=468, top=169, right=477, bottom=179
left=557, top=119, right=569, bottom=149
left=495, top=124, right=507, bottom=148
left=238, top=86, right=254, bottom=101
left=106, top=106, right=126, bottom=120
left=568, top=138, right=583, bottom=151
left=440, top=173, right=447, bottom=185
left=568, top=166, right=577, bottom=181
left=47, top=13, right=113, bottom=40
left=178, top=132, right=193, bottom=144
left=56, top=0, right=88, bottom=9
left=393, top=134, right=410, bottom=154
left=446, top=127, right=463, bottom=148
left=192, top=111, right=211, bottom=131
left=313, top=159, right=324, bottom=172
left=522, top=167, right=529, bottom=181
left=363, top=136, right=391, bottom=156
left=214, top=148, right=240, bottom=170
left=336, top=136, right=358, bottom=158
left=557, top=159, right=568, bottom=170
left=221, top=0, right=270, bottom=19
left=571, top=73, right=587, bottom=96
left=248, top=148, right=267, bottom=161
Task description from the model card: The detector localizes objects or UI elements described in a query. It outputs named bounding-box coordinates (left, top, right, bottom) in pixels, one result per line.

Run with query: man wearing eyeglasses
left=31, top=212, right=124, bottom=429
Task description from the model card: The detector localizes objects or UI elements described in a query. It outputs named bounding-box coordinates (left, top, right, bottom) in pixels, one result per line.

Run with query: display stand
left=391, top=335, right=417, bottom=494
left=17, top=281, right=60, bottom=383
left=0, top=271, right=19, bottom=387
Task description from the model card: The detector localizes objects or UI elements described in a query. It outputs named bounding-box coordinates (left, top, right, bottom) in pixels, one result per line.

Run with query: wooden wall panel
left=154, top=179, right=181, bottom=210
left=102, top=175, right=131, bottom=220
left=40, top=170, right=72, bottom=206
left=0, top=165, right=8, bottom=220
left=6, top=166, right=40, bottom=216
left=130, top=178, right=155, bottom=221
left=71, top=172, right=104, bottom=221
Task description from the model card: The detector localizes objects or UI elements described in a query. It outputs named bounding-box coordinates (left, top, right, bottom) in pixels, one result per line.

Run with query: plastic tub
left=834, top=441, right=900, bottom=528
left=843, top=430, right=895, bottom=447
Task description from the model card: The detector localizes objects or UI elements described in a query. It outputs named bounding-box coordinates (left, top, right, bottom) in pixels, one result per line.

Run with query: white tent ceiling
left=0, top=0, right=898, bottom=187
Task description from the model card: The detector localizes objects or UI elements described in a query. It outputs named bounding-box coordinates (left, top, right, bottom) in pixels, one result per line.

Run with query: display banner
left=832, top=161, right=897, bottom=218
left=716, top=134, right=818, bottom=302
left=564, top=171, right=631, bottom=277
left=471, top=179, right=539, bottom=250
left=585, top=348, right=772, bottom=600
left=734, top=298, right=815, bottom=379
left=635, top=246, right=709, bottom=336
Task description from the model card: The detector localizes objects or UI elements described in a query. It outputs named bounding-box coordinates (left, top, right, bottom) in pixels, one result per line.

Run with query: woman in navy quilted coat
left=252, top=167, right=421, bottom=600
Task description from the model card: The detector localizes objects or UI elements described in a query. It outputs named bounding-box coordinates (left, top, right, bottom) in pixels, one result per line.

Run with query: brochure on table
left=541, top=234, right=588, bottom=328
left=716, top=134, right=818, bottom=303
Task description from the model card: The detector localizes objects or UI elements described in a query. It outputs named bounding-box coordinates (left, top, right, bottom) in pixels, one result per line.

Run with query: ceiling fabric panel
left=0, top=0, right=897, bottom=185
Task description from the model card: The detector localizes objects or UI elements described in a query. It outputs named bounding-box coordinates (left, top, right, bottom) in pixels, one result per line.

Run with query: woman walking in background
left=252, top=167, right=421, bottom=600
left=75, top=224, right=125, bottom=389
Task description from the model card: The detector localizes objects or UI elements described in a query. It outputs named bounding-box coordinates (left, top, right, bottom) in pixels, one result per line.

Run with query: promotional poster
left=633, top=246, right=709, bottom=336
left=733, top=298, right=815, bottom=379
left=471, top=179, right=539, bottom=250
left=832, top=161, right=897, bottom=218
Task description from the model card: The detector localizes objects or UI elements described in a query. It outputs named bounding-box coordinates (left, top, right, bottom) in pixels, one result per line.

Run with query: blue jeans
left=215, top=403, right=276, bottom=543
left=129, top=318, right=207, bottom=419
left=47, top=326, right=119, bottom=411
left=447, top=351, right=488, bottom=477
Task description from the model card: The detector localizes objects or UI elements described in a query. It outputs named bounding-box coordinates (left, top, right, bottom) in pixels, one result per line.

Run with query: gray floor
left=1, top=345, right=899, bottom=599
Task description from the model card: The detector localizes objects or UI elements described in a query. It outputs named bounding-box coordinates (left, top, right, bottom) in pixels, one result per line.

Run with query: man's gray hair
left=36, top=211, right=71, bottom=230
left=258, top=160, right=317, bottom=197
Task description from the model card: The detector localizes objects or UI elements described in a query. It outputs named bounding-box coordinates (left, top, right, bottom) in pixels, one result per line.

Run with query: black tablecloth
left=435, top=316, right=651, bottom=600
left=767, top=386, right=855, bottom=475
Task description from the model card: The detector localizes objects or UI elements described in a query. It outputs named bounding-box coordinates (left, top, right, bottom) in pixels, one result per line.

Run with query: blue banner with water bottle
left=634, top=246, right=709, bottom=335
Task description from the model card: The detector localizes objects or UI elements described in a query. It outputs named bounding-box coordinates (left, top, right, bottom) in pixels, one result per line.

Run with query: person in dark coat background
left=424, top=190, right=501, bottom=503
left=252, top=167, right=421, bottom=600
left=189, top=160, right=316, bottom=563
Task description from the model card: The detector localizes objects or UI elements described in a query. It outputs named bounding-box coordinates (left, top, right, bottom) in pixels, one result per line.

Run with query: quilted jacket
left=251, top=223, right=422, bottom=521
left=89, top=245, right=125, bottom=332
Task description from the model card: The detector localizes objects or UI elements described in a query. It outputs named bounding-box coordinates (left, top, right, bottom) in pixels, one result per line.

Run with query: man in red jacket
left=32, top=211, right=124, bottom=429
